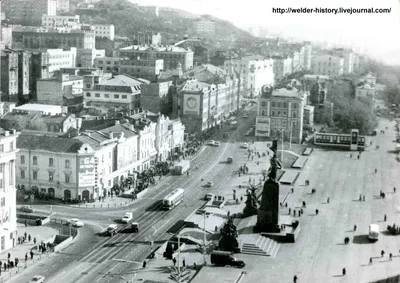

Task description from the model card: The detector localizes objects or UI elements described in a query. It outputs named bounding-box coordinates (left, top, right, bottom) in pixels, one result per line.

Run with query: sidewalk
left=0, top=223, right=58, bottom=281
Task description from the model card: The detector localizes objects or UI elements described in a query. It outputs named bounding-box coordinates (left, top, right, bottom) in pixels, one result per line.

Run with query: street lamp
left=202, top=212, right=208, bottom=266
left=277, top=129, right=284, bottom=162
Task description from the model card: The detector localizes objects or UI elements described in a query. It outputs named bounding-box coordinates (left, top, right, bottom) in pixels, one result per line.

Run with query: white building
left=47, top=48, right=77, bottom=74
left=195, top=20, right=215, bottom=34
left=0, top=129, right=18, bottom=253
left=77, top=49, right=105, bottom=68
left=42, top=15, right=80, bottom=29
left=12, top=104, right=67, bottom=116
left=224, top=55, right=274, bottom=97
left=311, top=54, right=344, bottom=76
left=92, top=24, right=115, bottom=41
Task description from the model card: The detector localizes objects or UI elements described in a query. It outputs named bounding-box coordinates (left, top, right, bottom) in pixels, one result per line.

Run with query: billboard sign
left=183, top=94, right=200, bottom=115
left=78, top=156, right=95, bottom=187
left=256, top=117, right=270, bottom=137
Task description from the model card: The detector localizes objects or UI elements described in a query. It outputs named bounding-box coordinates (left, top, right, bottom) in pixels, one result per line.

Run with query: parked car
left=28, top=275, right=45, bottom=283
left=214, top=141, right=221, bottom=147
left=206, top=181, right=214, bottom=187
left=68, top=218, right=84, bottom=228
left=227, top=156, right=233, bottom=163
left=210, top=251, right=245, bottom=268
left=19, top=206, right=34, bottom=213
left=241, top=143, right=249, bottom=149
left=121, top=212, right=133, bottom=223
left=106, top=224, right=118, bottom=236
left=204, top=193, right=215, bottom=201
left=207, top=140, right=215, bottom=146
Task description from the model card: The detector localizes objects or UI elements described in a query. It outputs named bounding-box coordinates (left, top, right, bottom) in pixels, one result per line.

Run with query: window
left=114, top=94, right=119, bottom=99
left=271, top=110, right=275, bottom=116
left=104, top=94, right=109, bottom=98
left=122, top=95, right=127, bottom=99
left=20, top=155, right=25, bottom=164
left=9, top=142, right=13, bottom=150
left=65, top=174, right=70, bottom=183
left=33, top=156, right=37, bottom=165
left=261, top=101, right=266, bottom=107
left=65, top=159, right=70, bottom=168
left=86, top=93, right=91, bottom=97
left=95, top=93, right=100, bottom=98
left=33, top=171, right=38, bottom=180
left=49, top=158, right=54, bottom=166
left=86, top=84, right=91, bottom=88
left=292, top=111, right=297, bottom=118
left=49, top=172, right=54, bottom=182
left=283, top=111, right=287, bottom=116
left=292, top=103, right=298, bottom=109
left=21, top=170, right=25, bottom=179
left=277, top=111, right=281, bottom=116
left=0, top=197, right=4, bottom=207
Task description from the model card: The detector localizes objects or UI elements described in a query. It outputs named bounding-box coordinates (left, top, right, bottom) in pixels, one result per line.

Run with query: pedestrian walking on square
left=293, top=210, right=296, bottom=217
left=3, top=262, right=6, bottom=271
left=363, top=195, right=365, bottom=201
left=173, top=257, right=177, bottom=266
left=25, top=253, right=28, bottom=262
left=7, top=253, right=10, bottom=260
left=183, top=259, right=186, bottom=267
left=28, top=234, right=31, bottom=242
left=381, top=250, right=385, bottom=257
left=354, top=225, right=357, bottom=232
left=369, top=257, right=373, bottom=265
left=25, top=220, right=27, bottom=227
left=33, top=237, right=36, bottom=245
left=394, top=187, right=396, bottom=193
left=289, top=208, right=291, bottom=215
left=375, top=168, right=377, bottom=174
left=384, top=214, right=387, bottom=222
left=342, top=268, right=346, bottom=276
left=142, top=260, right=147, bottom=268
left=30, top=250, right=33, bottom=260
left=390, top=253, right=393, bottom=261
left=293, top=275, right=298, bottom=282
left=327, top=197, right=330, bottom=203
left=359, top=194, right=362, bottom=201
left=315, top=209, right=319, bottom=215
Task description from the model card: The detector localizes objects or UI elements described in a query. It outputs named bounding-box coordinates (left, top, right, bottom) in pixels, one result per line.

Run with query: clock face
left=186, top=97, right=197, bottom=109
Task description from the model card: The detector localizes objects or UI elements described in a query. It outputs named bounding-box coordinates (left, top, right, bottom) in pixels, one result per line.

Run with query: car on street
left=19, top=206, right=34, bottom=213
left=207, top=140, right=215, bottom=146
left=204, top=193, right=215, bottom=201
left=121, top=212, right=133, bottom=223
left=214, top=141, right=221, bottom=147
left=106, top=224, right=118, bottom=236
left=68, top=218, right=84, bottom=227
left=241, top=143, right=249, bottom=149
left=28, top=275, right=45, bottom=283
left=206, top=181, right=214, bottom=187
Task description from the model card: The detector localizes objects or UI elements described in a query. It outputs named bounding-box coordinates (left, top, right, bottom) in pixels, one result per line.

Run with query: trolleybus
left=162, top=188, right=185, bottom=210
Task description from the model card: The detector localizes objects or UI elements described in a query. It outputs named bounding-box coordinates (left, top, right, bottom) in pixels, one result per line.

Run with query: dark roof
left=17, top=133, right=83, bottom=153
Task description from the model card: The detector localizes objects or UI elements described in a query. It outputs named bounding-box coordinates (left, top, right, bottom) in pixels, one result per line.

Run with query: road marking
left=112, top=258, right=142, bottom=264
left=152, top=219, right=171, bottom=235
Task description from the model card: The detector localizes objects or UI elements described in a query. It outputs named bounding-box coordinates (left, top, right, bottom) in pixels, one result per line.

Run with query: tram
left=314, top=129, right=366, bottom=151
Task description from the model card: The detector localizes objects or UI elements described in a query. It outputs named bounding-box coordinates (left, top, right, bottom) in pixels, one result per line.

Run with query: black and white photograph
left=0, top=0, right=400, bottom=282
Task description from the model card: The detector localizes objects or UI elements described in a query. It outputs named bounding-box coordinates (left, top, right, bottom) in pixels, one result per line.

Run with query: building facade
left=195, top=20, right=215, bottom=34
left=17, top=51, right=31, bottom=98
left=255, top=85, right=304, bottom=143
left=119, top=58, right=164, bottom=82
left=311, top=54, right=344, bottom=76
left=92, top=24, right=115, bottom=41
left=76, top=49, right=105, bottom=68
left=56, top=0, right=70, bottom=12
left=42, top=15, right=80, bottom=29
left=46, top=48, right=77, bottom=74
left=140, top=81, right=173, bottom=115
left=1, top=49, right=19, bottom=102
left=0, top=129, right=19, bottom=253
left=271, top=55, right=293, bottom=81
left=117, top=45, right=194, bottom=71
left=330, top=48, right=354, bottom=74
left=2, top=0, right=56, bottom=25
left=29, top=50, right=51, bottom=94
left=93, top=57, right=121, bottom=72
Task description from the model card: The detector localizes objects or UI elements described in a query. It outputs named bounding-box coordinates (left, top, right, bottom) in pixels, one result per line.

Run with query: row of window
left=20, top=170, right=71, bottom=183
left=20, top=156, right=70, bottom=168
left=85, top=93, right=128, bottom=99
left=0, top=161, right=14, bottom=189
left=0, top=142, right=14, bottom=153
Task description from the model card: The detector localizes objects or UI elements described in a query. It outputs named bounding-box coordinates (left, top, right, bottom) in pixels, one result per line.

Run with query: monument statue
left=243, top=187, right=259, bottom=217
left=255, top=139, right=282, bottom=233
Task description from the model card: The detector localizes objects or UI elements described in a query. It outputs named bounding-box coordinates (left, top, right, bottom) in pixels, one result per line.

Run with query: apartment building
left=92, top=24, right=115, bottom=41
left=311, top=54, right=344, bottom=76
left=1, top=0, right=56, bottom=25
left=42, top=15, right=80, bottom=29
left=195, top=19, right=215, bottom=34
left=0, top=48, right=19, bottom=102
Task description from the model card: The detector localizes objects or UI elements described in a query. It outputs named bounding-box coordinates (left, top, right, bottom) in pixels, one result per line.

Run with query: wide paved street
left=236, top=117, right=400, bottom=283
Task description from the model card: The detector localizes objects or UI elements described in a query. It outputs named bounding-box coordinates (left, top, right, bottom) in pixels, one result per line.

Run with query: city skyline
left=131, top=0, right=400, bottom=65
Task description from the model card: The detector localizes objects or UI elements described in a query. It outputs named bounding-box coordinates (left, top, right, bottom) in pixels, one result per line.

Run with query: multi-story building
left=255, top=85, right=305, bottom=143
left=303, top=41, right=312, bottom=70
left=140, top=81, right=173, bottom=116
left=224, top=55, right=274, bottom=98
left=1, top=27, right=13, bottom=49
left=1, top=48, right=19, bottom=102
left=17, top=51, right=31, bottom=99
left=271, top=55, right=293, bottom=81
left=47, top=47, right=77, bottom=74
left=92, top=24, right=115, bottom=41
left=117, top=45, right=194, bottom=71
left=1, top=0, right=56, bottom=26
left=0, top=129, right=19, bottom=253
left=311, top=54, right=344, bottom=76
left=195, top=19, right=215, bottom=34
left=119, top=58, right=164, bottom=82
left=42, top=15, right=80, bottom=29
left=352, top=53, right=360, bottom=73
left=29, top=50, right=51, bottom=94
left=37, top=72, right=83, bottom=105
left=355, top=82, right=375, bottom=110
left=12, top=27, right=95, bottom=50
left=84, top=74, right=149, bottom=115
left=330, top=48, right=354, bottom=74
left=56, top=0, right=70, bottom=13
left=93, top=57, right=121, bottom=72
left=76, top=49, right=105, bottom=68
left=303, top=105, right=314, bottom=127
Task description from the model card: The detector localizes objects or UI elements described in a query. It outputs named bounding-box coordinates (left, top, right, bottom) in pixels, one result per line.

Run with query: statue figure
left=243, top=187, right=259, bottom=217
left=219, top=218, right=239, bottom=252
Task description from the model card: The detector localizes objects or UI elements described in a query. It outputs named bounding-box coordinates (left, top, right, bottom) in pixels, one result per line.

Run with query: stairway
left=239, top=234, right=280, bottom=257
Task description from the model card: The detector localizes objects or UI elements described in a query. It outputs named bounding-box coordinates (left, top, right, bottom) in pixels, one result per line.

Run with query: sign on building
left=78, top=156, right=95, bottom=187
left=256, top=117, right=270, bottom=137
left=183, top=94, right=200, bottom=115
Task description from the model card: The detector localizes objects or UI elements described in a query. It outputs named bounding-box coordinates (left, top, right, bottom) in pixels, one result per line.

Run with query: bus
left=162, top=188, right=185, bottom=210
left=368, top=224, right=379, bottom=241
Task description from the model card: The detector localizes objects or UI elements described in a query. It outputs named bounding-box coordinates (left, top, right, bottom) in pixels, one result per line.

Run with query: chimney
left=115, top=120, right=120, bottom=125
left=11, top=129, right=17, bottom=135
left=109, top=132, right=114, bottom=139
left=4, top=131, right=9, bottom=136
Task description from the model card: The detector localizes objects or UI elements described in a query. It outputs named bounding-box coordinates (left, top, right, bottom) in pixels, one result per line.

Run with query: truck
left=395, top=144, right=400, bottom=153
left=210, top=251, right=245, bottom=268
left=368, top=224, right=379, bottom=241
left=173, top=160, right=190, bottom=175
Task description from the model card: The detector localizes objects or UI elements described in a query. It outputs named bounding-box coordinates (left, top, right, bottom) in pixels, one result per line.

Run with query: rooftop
left=38, top=75, right=83, bottom=82
left=119, top=45, right=191, bottom=53
left=13, top=104, right=64, bottom=113
left=182, top=80, right=210, bottom=92
left=17, top=132, right=83, bottom=153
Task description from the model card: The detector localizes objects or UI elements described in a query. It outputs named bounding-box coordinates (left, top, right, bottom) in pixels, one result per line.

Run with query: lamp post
left=278, top=129, right=284, bottom=162
left=289, top=121, right=294, bottom=149
left=203, top=212, right=208, bottom=266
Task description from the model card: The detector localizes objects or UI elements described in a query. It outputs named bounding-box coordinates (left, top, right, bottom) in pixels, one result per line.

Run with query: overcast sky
left=131, top=0, right=400, bottom=65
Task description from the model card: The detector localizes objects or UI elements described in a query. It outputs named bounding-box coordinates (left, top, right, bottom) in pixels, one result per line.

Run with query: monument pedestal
left=255, top=209, right=281, bottom=233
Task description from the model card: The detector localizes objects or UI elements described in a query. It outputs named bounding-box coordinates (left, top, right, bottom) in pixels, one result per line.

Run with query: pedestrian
left=33, top=237, right=36, bottom=245
left=183, top=259, right=186, bottom=267
left=354, top=225, right=357, bottom=232
left=285, top=202, right=288, bottom=208
left=28, top=234, right=31, bottom=242
left=315, top=209, right=319, bottom=215
left=291, top=188, right=294, bottom=193
left=327, top=197, right=330, bottom=204
left=173, top=257, right=177, bottom=266
left=3, top=262, right=6, bottom=271
left=375, top=168, right=377, bottom=174
left=394, top=187, right=396, bottom=193
left=25, top=253, right=28, bottom=262
left=25, top=220, right=27, bottom=227
left=142, top=260, right=147, bottom=268
left=390, top=253, right=393, bottom=261
left=342, top=268, right=346, bottom=276
left=384, top=214, right=387, bottom=222
left=289, top=208, right=291, bottom=215
left=293, top=275, right=298, bottom=282
left=30, top=250, right=33, bottom=260
left=24, top=232, right=27, bottom=239
left=293, top=210, right=296, bottom=217
left=15, top=258, right=18, bottom=267
left=7, top=253, right=10, bottom=260
left=363, top=195, right=365, bottom=201
left=381, top=250, right=385, bottom=257
left=359, top=194, right=362, bottom=201
left=369, top=257, right=373, bottom=265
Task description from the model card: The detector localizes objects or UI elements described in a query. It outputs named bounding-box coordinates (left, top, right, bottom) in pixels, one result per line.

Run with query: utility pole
left=203, top=213, right=207, bottom=266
